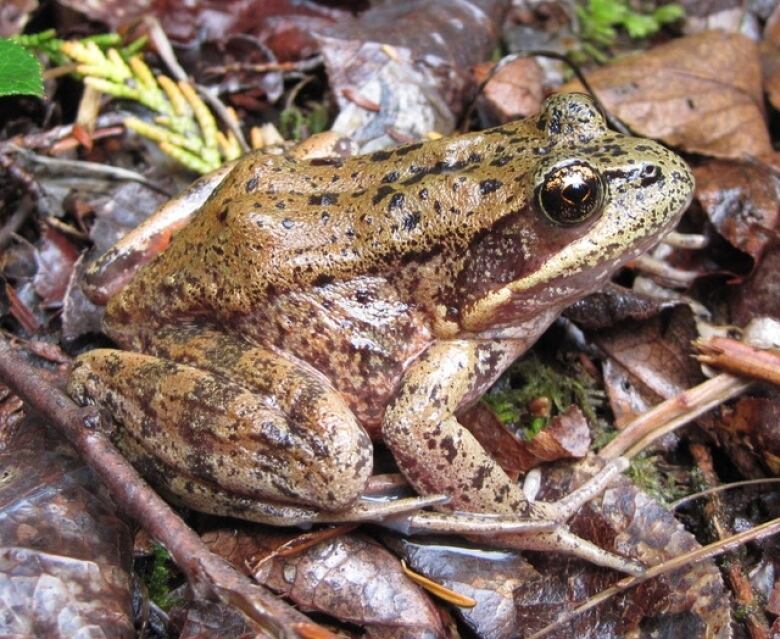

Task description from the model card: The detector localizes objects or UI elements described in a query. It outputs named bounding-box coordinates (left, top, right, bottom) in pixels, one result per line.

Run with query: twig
left=2, top=144, right=170, bottom=196
left=689, top=442, right=770, bottom=639
left=671, top=478, right=780, bottom=509
left=600, top=373, right=752, bottom=460
left=525, top=515, right=780, bottom=639
left=0, top=201, right=34, bottom=251
left=695, top=336, right=780, bottom=387
left=0, top=337, right=322, bottom=639
left=205, top=57, right=323, bottom=76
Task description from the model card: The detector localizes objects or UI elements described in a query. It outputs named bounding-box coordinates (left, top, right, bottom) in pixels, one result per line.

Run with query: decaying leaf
left=729, top=243, right=780, bottom=328
left=761, top=2, right=780, bottom=111
left=204, top=529, right=445, bottom=638
left=461, top=402, right=591, bottom=476
left=694, top=155, right=780, bottom=264
left=595, top=306, right=703, bottom=428
left=0, top=411, right=134, bottom=638
left=170, top=599, right=268, bottom=639
left=561, top=30, right=770, bottom=159
left=316, top=0, right=509, bottom=150
left=511, top=464, right=731, bottom=638
left=32, top=225, right=79, bottom=308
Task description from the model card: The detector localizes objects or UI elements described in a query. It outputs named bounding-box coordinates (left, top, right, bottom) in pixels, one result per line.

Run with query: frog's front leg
left=383, top=339, right=643, bottom=574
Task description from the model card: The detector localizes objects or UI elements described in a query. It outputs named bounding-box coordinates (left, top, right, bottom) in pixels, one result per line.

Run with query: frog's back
left=106, top=117, right=544, bottom=337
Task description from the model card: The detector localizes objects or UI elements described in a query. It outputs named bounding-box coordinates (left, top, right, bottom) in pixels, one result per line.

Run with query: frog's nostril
left=639, top=164, right=662, bottom=187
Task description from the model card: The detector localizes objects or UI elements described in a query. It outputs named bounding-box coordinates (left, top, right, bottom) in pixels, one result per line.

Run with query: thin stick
left=600, top=373, right=751, bottom=459
left=671, top=478, right=780, bottom=510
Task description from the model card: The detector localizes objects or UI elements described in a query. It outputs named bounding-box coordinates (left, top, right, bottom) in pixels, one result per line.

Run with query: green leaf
left=653, top=4, right=685, bottom=24
left=0, top=38, right=44, bottom=97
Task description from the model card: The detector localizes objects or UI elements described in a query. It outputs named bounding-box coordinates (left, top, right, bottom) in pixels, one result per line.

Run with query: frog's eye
left=537, top=162, right=604, bottom=225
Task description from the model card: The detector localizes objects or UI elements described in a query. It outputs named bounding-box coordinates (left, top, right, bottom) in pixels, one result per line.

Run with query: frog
left=67, top=93, right=694, bottom=575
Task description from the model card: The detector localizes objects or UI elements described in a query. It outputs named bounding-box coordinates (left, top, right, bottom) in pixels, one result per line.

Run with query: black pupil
left=538, top=163, right=603, bottom=225
left=562, top=179, right=591, bottom=205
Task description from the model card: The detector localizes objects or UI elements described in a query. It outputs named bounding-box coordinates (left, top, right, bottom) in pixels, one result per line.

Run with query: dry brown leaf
left=561, top=30, right=770, bottom=159
left=471, top=57, right=544, bottom=126
left=761, top=2, right=780, bottom=111
left=594, top=306, right=703, bottom=428
left=694, top=155, right=780, bottom=263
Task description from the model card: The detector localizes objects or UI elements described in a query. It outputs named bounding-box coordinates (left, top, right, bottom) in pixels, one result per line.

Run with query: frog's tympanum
left=68, top=94, right=694, bottom=574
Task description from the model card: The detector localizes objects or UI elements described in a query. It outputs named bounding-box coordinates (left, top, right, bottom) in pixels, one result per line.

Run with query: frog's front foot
left=383, top=338, right=644, bottom=575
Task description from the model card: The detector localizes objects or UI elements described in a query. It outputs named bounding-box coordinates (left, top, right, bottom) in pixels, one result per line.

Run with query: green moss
left=146, top=543, right=181, bottom=611
left=483, top=355, right=603, bottom=441
left=626, top=453, right=688, bottom=505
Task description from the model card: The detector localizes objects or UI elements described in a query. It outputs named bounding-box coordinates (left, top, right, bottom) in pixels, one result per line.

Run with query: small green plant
left=279, top=103, right=330, bottom=141
left=15, top=31, right=240, bottom=173
left=60, top=40, right=241, bottom=173
left=0, top=38, right=43, bottom=97
left=576, top=0, right=684, bottom=60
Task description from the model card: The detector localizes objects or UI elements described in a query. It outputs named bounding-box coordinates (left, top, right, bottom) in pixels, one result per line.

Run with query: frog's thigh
left=68, top=344, right=372, bottom=511
left=383, top=339, right=529, bottom=514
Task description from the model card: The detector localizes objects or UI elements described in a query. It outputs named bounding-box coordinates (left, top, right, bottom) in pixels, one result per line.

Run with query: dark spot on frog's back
left=313, top=274, right=334, bottom=287
left=479, top=179, right=502, bottom=195
left=402, top=211, right=420, bottom=231
left=388, top=193, right=406, bottom=211
left=217, top=208, right=228, bottom=223
left=395, top=142, right=423, bottom=156
left=370, top=150, right=393, bottom=162
left=381, top=170, right=400, bottom=183
left=372, top=185, right=395, bottom=205
left=308, top=193, right=339, bottom=206
left=245, top=177, right=258, bottom=193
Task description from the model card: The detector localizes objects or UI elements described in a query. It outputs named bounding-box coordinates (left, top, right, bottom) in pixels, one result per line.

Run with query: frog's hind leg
left=68, top=327, right=381, bottom=521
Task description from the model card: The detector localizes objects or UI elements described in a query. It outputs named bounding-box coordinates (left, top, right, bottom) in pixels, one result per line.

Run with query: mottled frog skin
left=68, top=94, right=694, bottom=570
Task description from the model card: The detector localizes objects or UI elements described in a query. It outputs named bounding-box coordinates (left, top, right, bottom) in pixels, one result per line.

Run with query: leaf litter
left=1, top=1, right=780, bottom=638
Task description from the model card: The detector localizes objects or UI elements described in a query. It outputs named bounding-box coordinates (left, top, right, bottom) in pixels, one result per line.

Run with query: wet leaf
left=390, top=537, right=539, bottom=639
left=721, top=396, right=780, bottom=474
left=512, top=463, right=731, bottom=638
left=170, top=599, right=268, bottom=639
left=0, top=410, right=134, bottom=638
left=561, top=30, right=770, bottom=159
left=32, top=225, right=78, bottom=307
left=594, top=306, right=702, bottom=428
left=694, top=156, right=780, bottom=263
left=204, top=529, right=445, bottom=638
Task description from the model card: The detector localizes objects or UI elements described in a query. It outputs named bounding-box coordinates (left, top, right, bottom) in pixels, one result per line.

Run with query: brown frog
left=68, top=93, right=694, bottom=574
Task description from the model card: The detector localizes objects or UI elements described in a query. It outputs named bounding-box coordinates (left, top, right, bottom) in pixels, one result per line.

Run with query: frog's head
left=460, top=93, right=694, bottom=333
